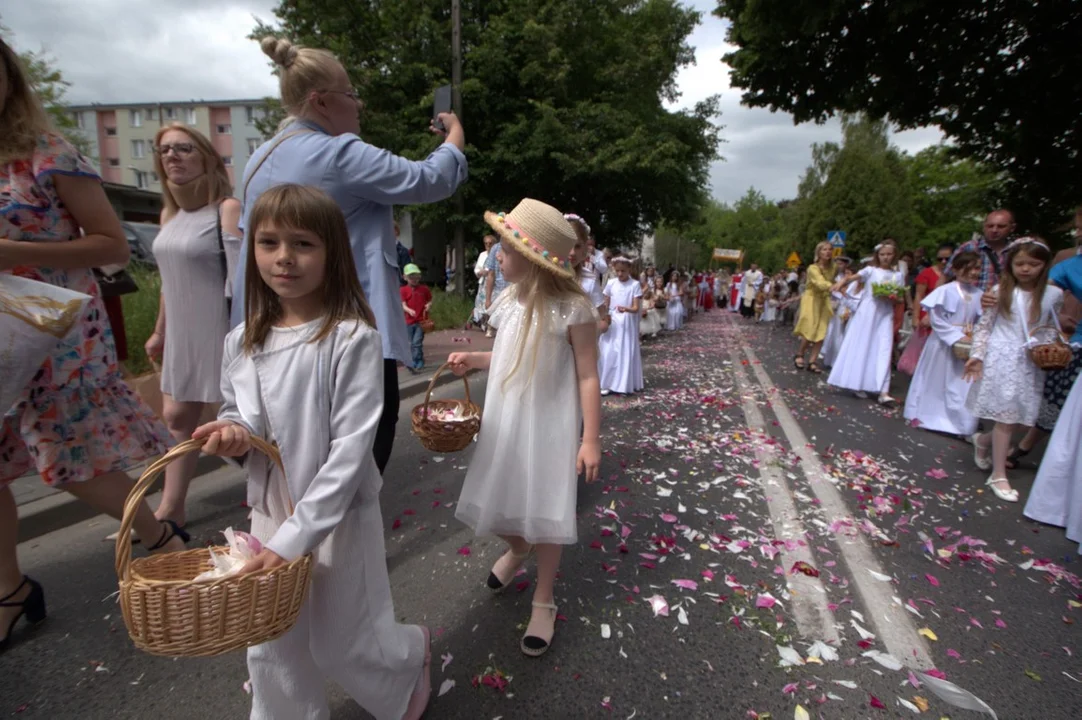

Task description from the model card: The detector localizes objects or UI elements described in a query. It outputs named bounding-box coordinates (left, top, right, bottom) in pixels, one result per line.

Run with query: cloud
left=4, top=0, right=941, bottom=205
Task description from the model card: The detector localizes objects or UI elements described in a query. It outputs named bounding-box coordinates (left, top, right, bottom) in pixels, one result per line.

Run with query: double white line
left=724, top=314, right=933, bottom=670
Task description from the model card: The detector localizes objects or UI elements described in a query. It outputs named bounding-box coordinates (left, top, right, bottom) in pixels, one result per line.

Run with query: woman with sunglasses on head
left=139, top=124, right=242, bottom=533
left=232, top=36, right=468, bottom=474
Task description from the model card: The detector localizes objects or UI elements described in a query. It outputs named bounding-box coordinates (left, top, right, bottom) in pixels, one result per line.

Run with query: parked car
left=123, top=221, right=159, bottom=267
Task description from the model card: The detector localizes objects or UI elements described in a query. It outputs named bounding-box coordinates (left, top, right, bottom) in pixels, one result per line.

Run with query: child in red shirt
left=400, top=264, right=433, bottom=373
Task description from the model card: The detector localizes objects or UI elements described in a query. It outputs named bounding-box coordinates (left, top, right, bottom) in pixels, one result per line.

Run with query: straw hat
left=484, top=198, right=576, bottom=279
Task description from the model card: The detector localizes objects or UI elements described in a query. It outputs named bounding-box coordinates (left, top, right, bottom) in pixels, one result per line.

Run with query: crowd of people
left=3, top=28, right=1082, bottom=720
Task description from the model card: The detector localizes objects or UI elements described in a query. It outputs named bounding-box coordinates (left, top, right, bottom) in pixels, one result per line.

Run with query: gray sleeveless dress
left=154, top=204, right=231, bottom=403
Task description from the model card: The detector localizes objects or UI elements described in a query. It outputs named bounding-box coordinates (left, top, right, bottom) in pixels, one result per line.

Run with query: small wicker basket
left=1027, top=326, right=1072, bottom=370
left=116, top=437, right=312, bottom=657
left=411, top=362, right=482, bottom=452
left=420, top=317, right=436, bottom=334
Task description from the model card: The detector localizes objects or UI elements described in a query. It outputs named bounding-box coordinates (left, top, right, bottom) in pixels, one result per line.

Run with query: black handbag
left=93, top=265, right=139, bottom=297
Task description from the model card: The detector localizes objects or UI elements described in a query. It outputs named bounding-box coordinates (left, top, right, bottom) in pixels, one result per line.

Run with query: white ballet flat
left=985, top=476, right=1019, bottom=503
left=854, top=391, right=869, bottom=399
left=971, top=433, right=992, bottom=471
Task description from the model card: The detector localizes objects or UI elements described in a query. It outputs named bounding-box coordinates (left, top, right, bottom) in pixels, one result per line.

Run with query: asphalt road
left=4, top=311, right=1081, bottom=719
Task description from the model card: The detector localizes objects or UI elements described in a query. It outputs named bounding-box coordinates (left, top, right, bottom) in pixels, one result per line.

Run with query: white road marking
left=729, top=317, right=934, bottom=670
left=726, top=344, right=840, bottom=644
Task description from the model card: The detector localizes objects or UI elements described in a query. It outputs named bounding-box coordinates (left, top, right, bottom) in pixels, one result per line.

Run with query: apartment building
left=67, top=99, right=271, bottom=192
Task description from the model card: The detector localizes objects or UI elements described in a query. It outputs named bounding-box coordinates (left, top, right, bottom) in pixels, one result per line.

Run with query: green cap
left=403, top=263, right=421, bottom=276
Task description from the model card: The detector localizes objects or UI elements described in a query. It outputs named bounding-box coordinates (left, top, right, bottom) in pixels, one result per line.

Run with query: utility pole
left=451, top=0, right=466, bottom=298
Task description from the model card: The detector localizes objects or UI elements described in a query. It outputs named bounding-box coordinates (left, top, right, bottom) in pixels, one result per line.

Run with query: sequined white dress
left=455, top=288, right=598, bottom=544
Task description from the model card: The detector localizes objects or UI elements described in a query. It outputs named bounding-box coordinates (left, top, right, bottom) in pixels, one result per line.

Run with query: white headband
left=563, top=213, right=591, bottom=237
left=1007, top=236, right=1050, bottom=252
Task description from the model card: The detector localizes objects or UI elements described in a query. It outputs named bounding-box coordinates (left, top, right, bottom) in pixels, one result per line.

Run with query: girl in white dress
left=193, top=185, right=431, bottom=720
left=903, top=252, right=983, bottom=437
left=964, top=238, right=1064, bottom=502
left=598, top=257, right=645, bottom=395
left=827, top=240, right=906, bottom=404
left=665, top=273, right=684, bottom=330
left=820, top=274, right=860, bottom=367
left=449, top=199, right=602, bottom=658
left=566, top=213, right=609, bottom=336
left=639, top=279, right=662, bottom=338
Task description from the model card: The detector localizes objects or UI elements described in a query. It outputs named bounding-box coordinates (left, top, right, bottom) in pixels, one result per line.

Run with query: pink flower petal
left=457, top=545, right=471, bottom=556
left=869, top=694, right=886, bottom=709
left=645, top=594, right=669, bottom=617
left=755, top=593, right=777, bottom=609
left=925, top=574, right=940, bottom=587
left=672, top=579, right=698, bottom=591
left=660, top=513, right=678, bottom=523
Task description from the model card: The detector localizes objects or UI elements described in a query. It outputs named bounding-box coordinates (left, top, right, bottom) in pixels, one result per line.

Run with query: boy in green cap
left=400, top=263, right=433, bottom=374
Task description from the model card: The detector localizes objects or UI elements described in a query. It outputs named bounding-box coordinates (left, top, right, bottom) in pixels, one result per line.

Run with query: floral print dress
left=1, top=134, right=171, bottom=486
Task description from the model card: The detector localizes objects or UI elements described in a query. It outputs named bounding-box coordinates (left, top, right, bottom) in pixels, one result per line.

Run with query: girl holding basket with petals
left=449, top=199, right=602, bottom=658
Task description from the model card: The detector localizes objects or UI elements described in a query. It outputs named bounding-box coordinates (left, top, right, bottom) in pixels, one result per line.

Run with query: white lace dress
left=966, top=285, right=1065, bottom=425
left=455, top=289, right=598, bottom=544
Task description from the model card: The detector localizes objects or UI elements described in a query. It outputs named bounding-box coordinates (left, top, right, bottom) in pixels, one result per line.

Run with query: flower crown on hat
left=484, top=199, right=577, bottom=278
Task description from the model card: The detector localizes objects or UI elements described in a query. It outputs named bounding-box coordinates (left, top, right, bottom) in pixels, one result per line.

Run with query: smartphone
left=433, top=84, right=453, bottom=131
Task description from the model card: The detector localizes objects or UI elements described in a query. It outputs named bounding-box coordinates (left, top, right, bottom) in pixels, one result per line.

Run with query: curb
left=17, top=370, right=484, bottom=545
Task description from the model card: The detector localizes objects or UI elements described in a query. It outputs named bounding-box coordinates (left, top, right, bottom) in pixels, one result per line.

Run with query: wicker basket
left=1027, top=326, right=1072, bottom=370
left=411, top=362, right=482, bottom=452
left=116, top=437, right=312, bottom=657
left=420, top=317, right=436, bottom=334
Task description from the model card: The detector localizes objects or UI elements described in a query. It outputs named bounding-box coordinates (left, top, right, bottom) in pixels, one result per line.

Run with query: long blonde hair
left=260, top=36, right=342, bottom=124
left=500, top=242, right=590, bottom=392
left=0, top=37, right=53, bottom=165
left=153, top=124, right=233, bottom=221
left=997, top=239, right=1052, bottom=324
left=243, top=184, right=376, bottom=354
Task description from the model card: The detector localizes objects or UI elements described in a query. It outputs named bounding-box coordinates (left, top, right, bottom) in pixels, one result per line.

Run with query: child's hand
left=980, top=290, right=997, bottom=310
left=406, top=307, right=418, bottom=317
left=192, top=420, right=251, bottom=457
left=447, top=352, right=473, bottom=375
left=577, top=439, right=601, bottom=483
left=962, top=357, right=984, bottom=382
left=238, top=548, right=287, bottom=575
left=598, top=318, right=611, bottom=334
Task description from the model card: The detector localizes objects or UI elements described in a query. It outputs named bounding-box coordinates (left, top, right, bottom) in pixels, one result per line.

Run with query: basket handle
left=421, top=361, right=472, bottom=417
left=114, top=436, right=283, bottom=582
left=1027, top=323, right=1069, bottom=344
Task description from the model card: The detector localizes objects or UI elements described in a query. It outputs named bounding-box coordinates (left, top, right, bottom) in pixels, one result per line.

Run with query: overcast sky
left=4, top=0, right=941, bottom=205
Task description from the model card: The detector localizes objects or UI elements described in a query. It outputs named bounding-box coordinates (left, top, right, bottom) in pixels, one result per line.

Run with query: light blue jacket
left=231, top=119, right=468, bottom=362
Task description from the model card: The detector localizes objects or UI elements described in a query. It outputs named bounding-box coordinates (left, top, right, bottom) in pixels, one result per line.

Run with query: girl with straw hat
left=448, top=198, right=602, bottom=658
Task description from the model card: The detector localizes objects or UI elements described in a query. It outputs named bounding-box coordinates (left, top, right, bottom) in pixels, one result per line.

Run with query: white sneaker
left=877, top=394, right=896, bottom=406
left=600, top=389, right=611, bottom=396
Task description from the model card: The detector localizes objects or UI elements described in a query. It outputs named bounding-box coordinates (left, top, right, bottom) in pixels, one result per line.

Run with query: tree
left=714, top=0, right=1081, bottom=236
left=253, top=0, right=722, bottom=246
left=13, top=42, right=94, bottom=158
left=904, top=145, right=1006, bottom=250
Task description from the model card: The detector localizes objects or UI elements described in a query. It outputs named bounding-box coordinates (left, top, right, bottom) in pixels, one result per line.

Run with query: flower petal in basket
left=116, top=437, right=313, bottom=657
left=411, top=362, right=482, bottom=453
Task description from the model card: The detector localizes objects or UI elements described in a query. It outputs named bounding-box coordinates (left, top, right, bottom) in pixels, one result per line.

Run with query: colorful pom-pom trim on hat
left=494, top=212, right=573, bottom=272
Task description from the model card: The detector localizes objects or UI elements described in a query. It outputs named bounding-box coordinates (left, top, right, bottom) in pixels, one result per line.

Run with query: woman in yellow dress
left=794, top=241, right=850, bottom=373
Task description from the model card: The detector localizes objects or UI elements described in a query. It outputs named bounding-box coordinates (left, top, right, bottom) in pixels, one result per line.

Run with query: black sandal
left=1005, top=446, right=1032, bottom=470
left=0, top=576, right=46, bottom=652
left=807, top=362, right=823, bottom=374
left=794, top=355, right=806, bottom=369
left=146, top=519, right=191, bottom=552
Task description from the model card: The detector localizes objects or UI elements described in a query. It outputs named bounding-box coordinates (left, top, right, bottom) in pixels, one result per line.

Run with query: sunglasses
left=936, top=256, right=951, bottom=263
left=154, top=142, right=196, bottom=157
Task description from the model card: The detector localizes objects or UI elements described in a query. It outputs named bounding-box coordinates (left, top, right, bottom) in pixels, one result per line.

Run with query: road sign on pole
left=786, top=251, right=802, bottom=268
left=828, top=231, right=847, bottom=248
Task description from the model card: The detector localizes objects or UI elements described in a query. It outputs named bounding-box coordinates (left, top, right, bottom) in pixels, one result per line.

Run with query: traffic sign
left=832, top=247, right=843, bottom=259
left=786, top=252, right=802, bottom=268
left=828, top=231, right=846, bottom=247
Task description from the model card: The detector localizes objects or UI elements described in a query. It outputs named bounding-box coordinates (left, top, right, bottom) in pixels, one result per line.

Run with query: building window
left=107, top=158, right=120, bottom=167
left=164, top=107, right=176, bottom=120
left=71, top=111, right=85, bottom=129
left=186, top=108, right=197, bottom=124
left=134, top=170, right=150, bottom=189
left=247, top=137, right=261, bottom=154
left=146, top=107, right=157, bottom=121
left=130, top=109, right=142, bottom=127
left=245, top=105, right=258, bottom=124
left=105, top=127, right=117, bottom=136
left=216, top=123, right=231, bottom=135
left=150, top=171, right=159, bottom=183
left=131, top=139, right=147, bottom=159
left=222, top=156, right=233, bottom=167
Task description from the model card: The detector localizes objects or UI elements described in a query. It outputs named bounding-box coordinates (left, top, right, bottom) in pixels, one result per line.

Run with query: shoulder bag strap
left=241, top=128, right=315, bottom=201
left=980, top=244, right=1002, bottom=277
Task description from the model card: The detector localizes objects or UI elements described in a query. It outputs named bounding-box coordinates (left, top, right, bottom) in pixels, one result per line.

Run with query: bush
left=120, top=266, right=162, bottom=377
left=428, top=288, right=473, bottom=331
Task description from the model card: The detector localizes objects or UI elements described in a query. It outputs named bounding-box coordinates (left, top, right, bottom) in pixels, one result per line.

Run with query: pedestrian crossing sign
left=786, top=252, right=801, bottom=268
left=828, top=231, right=847, bottom=247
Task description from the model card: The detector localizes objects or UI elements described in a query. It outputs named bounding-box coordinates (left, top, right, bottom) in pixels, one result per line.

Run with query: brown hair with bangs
left=242, top=184, right=376, bottom=354
left=153, top=123, right=233, bottom=221
left=997, top=238, right=1052, bottom=324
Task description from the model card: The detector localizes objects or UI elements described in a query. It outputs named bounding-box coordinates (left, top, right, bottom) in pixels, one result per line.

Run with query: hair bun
left=260, top=36, right=298, bottom=69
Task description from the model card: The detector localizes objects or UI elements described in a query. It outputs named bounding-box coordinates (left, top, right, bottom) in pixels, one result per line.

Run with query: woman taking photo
left=143, top=124, right=242, bottom=531
left=793, top=242, right=842, bottom=373
left=0, top=38, right=185, bottom=650
left=232, top=36, right=468, bottom=473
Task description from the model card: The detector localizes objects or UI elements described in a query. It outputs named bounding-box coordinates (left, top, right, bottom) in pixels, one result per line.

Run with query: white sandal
left=971, top=433, right=992, bottom=471
left=985, top=476, right=1019, bottom=503
left=486, top=546, right=532, bottom=591
left=520, top=601, right=557, bottom=657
